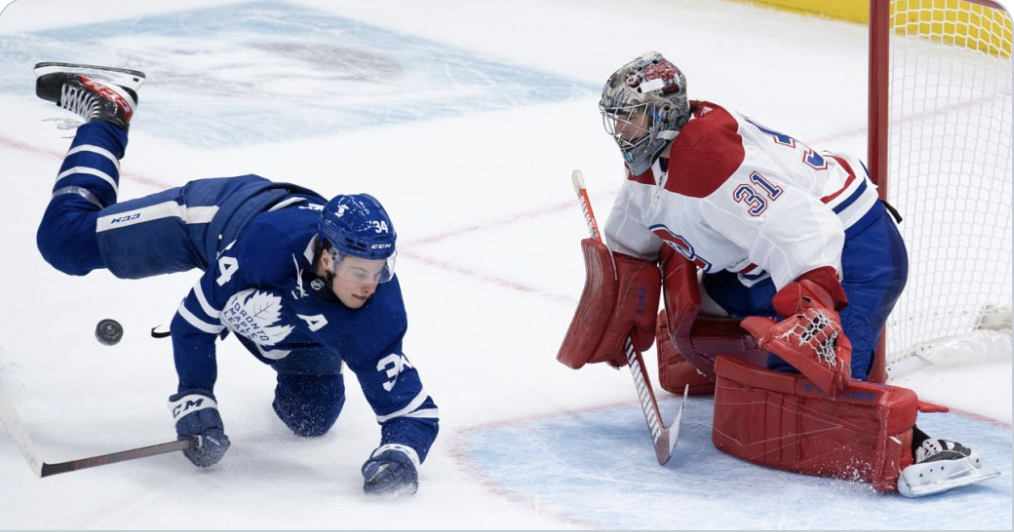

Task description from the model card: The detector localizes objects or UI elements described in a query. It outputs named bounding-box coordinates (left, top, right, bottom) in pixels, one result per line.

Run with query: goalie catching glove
left=558, top=238, right=661, bottom=369
left=741, top=267, right=852, bottom=398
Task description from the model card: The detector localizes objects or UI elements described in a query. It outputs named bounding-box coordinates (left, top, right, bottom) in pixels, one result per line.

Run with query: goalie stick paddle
left=0, top=395, right=197, bottom=478
left=571, top=169, right=689, bottom=466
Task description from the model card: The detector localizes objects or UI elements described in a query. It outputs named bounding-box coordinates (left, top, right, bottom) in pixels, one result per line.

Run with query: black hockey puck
left=95, top=319, right=123, bottom=346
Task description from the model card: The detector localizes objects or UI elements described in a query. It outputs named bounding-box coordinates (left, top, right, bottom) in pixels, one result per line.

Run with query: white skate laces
left=59, top=83, right=102, bottom=121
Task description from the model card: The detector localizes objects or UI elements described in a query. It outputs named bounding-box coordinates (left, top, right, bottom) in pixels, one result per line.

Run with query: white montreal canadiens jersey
left=604, top=101, right=879, bottom=289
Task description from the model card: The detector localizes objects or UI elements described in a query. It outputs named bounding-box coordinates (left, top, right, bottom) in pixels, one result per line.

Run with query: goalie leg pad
left=657, top=251, right=769, bottom=387
left=655, top=311, right=716, bottom=395
left=712, top=356, right=917, bottom=493
left=558, top=238, right=660, bottom=369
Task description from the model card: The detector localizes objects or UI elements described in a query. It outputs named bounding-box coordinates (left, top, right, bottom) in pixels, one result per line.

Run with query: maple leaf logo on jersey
left=220, top=289, right=294, bottom=347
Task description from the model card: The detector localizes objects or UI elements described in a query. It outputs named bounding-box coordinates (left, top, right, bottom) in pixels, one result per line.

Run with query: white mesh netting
left=885, top=0, right=1013, bottom=368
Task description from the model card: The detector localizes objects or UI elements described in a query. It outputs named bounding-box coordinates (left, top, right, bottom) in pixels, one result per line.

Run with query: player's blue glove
left=361, top=444, right=420, bottom=496
left=168, top=390, right=231, bottom=468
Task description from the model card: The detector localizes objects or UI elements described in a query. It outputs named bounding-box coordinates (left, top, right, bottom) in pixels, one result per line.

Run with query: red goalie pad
left=712, top=356, right=917, bottom=493
left=558, top=238, right=661, bottom=369
left=655, top=312, right=716, bottom=395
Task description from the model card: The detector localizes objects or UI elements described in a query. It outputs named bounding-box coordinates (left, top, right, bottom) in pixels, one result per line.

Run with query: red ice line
left=0, top=133, right=177, bottom=190
left=405, top=198, right=575, bottom=246
left=399, top=197, right=584, bottom=304
left=398, top=249, right=577, bottom=304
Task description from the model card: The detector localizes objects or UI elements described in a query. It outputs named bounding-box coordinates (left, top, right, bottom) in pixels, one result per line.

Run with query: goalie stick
left=571, top=169, right=688, bottom=466
left=0, top=395, right=197, bottom=478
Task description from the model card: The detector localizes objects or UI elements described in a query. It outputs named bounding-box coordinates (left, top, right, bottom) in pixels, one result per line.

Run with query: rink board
left=458, top=397, right=1013, bottom=529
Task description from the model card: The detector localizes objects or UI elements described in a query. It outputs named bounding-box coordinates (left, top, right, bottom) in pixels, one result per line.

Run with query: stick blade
left=666, top=385, right=690, bottom=454
left=651, top=385, right=690, bottom=466
left=0, top=396, right=44, bottom=477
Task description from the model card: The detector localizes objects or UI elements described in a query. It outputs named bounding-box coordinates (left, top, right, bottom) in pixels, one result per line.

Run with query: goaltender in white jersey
left=559, top=51, right=998, bottom=498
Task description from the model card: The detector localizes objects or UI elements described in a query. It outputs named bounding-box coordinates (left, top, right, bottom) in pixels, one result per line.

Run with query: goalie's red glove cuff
left=772, top=266, right=848, bottom=316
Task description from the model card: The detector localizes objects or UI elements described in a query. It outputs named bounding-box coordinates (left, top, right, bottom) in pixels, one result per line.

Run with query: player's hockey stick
left=571, top=169, right=689, bottom=466
left=0, top=395, right=197, bottom=477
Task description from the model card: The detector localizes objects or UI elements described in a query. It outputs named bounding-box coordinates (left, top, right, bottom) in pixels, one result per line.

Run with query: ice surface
left=460, top=398, right=1012, bottom=529
left=0, top=0, right=1009, bottom=529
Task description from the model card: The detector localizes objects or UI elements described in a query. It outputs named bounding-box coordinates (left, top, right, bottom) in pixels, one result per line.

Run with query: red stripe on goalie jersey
left=820, top=155, right=857, bottom=204
left=664, top=102, right=746, bottom=198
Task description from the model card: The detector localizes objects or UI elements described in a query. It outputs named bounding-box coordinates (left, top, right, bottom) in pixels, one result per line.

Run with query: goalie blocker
left=558, top=238, right=660, bottom=369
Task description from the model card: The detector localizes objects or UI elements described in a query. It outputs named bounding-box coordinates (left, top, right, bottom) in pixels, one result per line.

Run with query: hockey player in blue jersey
left=32, top=63, right=437, bottom=496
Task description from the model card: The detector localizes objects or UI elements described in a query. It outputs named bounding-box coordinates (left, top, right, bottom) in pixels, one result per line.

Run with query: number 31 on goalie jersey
left=733, top=172, right=783, bottom=216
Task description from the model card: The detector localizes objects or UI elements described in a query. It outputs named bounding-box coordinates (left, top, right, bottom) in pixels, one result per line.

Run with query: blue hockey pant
left=273, top=373, right=347, bottom=437
left=702, top=201, right=908, bottom=381
left=37, top=122, right=299, bottom=279
left=37, top=122, right=126, bottom=276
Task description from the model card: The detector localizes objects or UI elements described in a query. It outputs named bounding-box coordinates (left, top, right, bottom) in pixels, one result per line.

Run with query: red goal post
left=867, top=0, right=1013, bottom=381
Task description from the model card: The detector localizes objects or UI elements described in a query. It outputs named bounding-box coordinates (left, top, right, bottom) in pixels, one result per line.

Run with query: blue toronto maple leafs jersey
left=169, top=200, right=438, bottom=461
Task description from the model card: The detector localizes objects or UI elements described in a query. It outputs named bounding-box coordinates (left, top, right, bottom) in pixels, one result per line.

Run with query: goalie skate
left=897, top=439, right=1000, bottom=497
left=34, top=62, right=146, bottom=130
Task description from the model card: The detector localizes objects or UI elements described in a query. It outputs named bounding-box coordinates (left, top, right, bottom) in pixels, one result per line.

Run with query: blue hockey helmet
left=318, top=194, right=397, bottom=283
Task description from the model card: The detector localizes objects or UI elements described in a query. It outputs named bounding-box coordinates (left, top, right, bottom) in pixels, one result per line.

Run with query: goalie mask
left=600, top=52, right=691, bottom=176
left=318, top=194, right=397, bottom=284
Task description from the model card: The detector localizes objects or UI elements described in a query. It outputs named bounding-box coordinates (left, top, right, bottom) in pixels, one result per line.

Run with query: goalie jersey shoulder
left=663, top=101, right=746, bottom=199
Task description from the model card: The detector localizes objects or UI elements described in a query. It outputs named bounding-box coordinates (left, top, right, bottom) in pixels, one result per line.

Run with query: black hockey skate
left=898, top=435, right=999, bottom=497
left=34, top=62, right=146, bottom=131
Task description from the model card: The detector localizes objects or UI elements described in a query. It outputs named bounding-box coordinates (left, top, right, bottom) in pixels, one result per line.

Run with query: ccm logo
left=110, top=213, right=141, bottom=224
left=172, top=398, right=205, bottom=418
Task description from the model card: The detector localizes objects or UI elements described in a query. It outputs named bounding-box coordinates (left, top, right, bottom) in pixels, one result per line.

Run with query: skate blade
left=898, top=458, right=1001, bottom=497
left=33, top=62, right=146, bottom=92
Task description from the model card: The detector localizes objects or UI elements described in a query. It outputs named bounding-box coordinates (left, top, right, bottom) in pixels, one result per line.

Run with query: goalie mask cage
left=869, top=0, right=1013, bottom=380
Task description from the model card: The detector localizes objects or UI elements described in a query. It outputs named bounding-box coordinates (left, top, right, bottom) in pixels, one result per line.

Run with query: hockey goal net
left=869, top=0, right=1013, bottom=379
